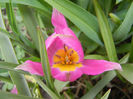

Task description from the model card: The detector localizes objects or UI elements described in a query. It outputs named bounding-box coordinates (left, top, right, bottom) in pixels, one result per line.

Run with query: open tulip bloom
left=17, top=9, right=122, bottom=82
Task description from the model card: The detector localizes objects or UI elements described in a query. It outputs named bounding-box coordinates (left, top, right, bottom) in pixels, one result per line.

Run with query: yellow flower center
left=53, top=45, right=82, bottom=71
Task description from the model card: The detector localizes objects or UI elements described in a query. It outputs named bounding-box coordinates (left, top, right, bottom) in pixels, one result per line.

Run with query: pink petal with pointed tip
left=46, top=36, right=64, bottom=65
left=16, top=60, right=43, bottom=76
left=51, top=67, right=83, bottom=82
left=46, top=9, right=84, bottom=63
left=81, top=59, right=122, bottom=75
left=60, top=28, right=84, bottom=61
left=52, top=8, right=68, bottom=33
left=11, top=86, right=17, bottom=94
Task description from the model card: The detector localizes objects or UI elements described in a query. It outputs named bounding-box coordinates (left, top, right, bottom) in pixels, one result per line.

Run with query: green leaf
left=0, top=76, right=12, bottom=83
left=128, top=36, right=133, bottom=62
left=109, top=13, right=121, bottom=24
left=33, top=75, right=60, bottom=99
left=0, top=91, right=42, bottom=99
left=84, top=55, right=107, bottom=60
left=119, top=64, right=133, bottom=84
left=81, top=71, right=116, bottom=99
left=0, top=28, right=38, bottom=57
left=6, top=0, right=19, bottom=34
left=37, top=27, right=55, bottom=91
left=98, top=0, right=115, bottom=15
left=0, top=0, right=50, bottom=13
left=0, top=7, right=31, bottom=96
left=101, top=89, right=111, bottom=99
left=0, top=61, right=18, bottom=68
left=54, top=80, right=69, bottom=93
left=0, top=61, right=30, bottom=75
left=18, top=5, right=39, bottom=50
left=93, top=0, right=118, bottom=62
left=119, top=53, right=129, bottom=64
left=44, top=0, right=103, bottom=46
left=76, top=0, right=90, bottom=9
left=116, top=43, right=131, bottom=54
left=113, top=2, right=133, bottom=41
left=116, top=0, right=123, bottom=4
left=79, top=33, right=98, bottom=54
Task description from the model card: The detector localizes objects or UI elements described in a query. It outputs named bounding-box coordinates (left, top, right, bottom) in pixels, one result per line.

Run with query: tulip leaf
left=44, top=0, right=103, bottom=46
left=18, top=5, right=39, bottom=51
left=54, top=80, right=69, bottom=93
left=84, top=55, right=107, bottom=60
left=113, top=2, right=133, bottom=41
left=0, top=61, right=30, bottom=75
left=101, top=89, right=111, bottom=99
left=81, top=71, right=116, bottom=99
left=0, top=76, right=12, bottom=83
left=76, top=0, right=90, bottom=9
left=128, top=37, right=133, bottom=62
left=37, top=27, right=55, bottom=91
left=33, top=75, right=60, bottom=99
left=6, top=0, right=19, bottom=34
left=0, top=91, right=42, bottom=99
left=0, top=6, right=31, bottom=96
left=93, top=0, right=118, bottom=62
left=0, top=0, right=50, bottom=13
left=119, top=64, right=133, bottom=84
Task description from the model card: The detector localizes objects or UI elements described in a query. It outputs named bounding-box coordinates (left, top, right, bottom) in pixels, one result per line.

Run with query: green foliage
left=101, top=89, right=111, bottom=99
left=0, top=0, right=133, bottom=99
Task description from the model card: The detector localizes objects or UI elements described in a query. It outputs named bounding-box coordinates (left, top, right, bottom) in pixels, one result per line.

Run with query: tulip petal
left=60, top=28, right=84, bottom=61
left=16, top=60, right=43, bottom=76
left=46, top=36, right=64, bottom=65
left=51, top=67, right=83, bottom=82
left=52, top=8, right=68, bottom=33
left=81, top=59, right=122, bottom=75
left=46, top=30, right=84, bottom=64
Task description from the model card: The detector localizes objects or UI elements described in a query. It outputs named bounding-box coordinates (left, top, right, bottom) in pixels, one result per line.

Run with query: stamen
left=54, top=61, right=62, bottom=64
left=69, top=50, right=74, bottom=56
left=55, top=55, right=61, bottom=59
left=64, top=44, right=68, bottom=52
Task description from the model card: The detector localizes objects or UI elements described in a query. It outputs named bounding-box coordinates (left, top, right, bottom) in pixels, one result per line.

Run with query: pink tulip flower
left=16, top=9, right=122, bottom=82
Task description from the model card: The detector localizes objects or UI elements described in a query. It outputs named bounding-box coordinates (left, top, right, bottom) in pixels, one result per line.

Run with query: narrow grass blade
left=0, top=0, right=50, bottom=14
left=54, top=80, right=69, bottom=93
left=33, top=75, right=60, bottom=99
left=0, top=61, right=18, bottom=68
left=93, top=0, right=118, bottom=62
left=44, top=0, right=103, bottom=46
left=37, top=27, right=55, bottom=90
left=84, top=55, right=107, bottom=60
left=0, top=28, right=18, bottom=41
left=0, top=76, right=12, bottom=83
left=0, top=91, right=42, bottom=99
left=37, top=13, right=48, bottom=40
left=0, top=28, right=38, bottom=57
left=81, top=71, right=116, bottom=99
left=128, top=36, right=133, bottom=62
left=101, top=89, right=111, bottom=99
left=0, top=61, right=30, bottom=75
left=6, top=0, right=19, bottom=34
left=18, top=5, right=39, bottom=50
left=119, top=64, right=133, bottom=84
left=0, top=7, right=31, bottom=96
left=76, top=0, right=90, bottom=9
left=113, top=2, right=133, bottom=41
